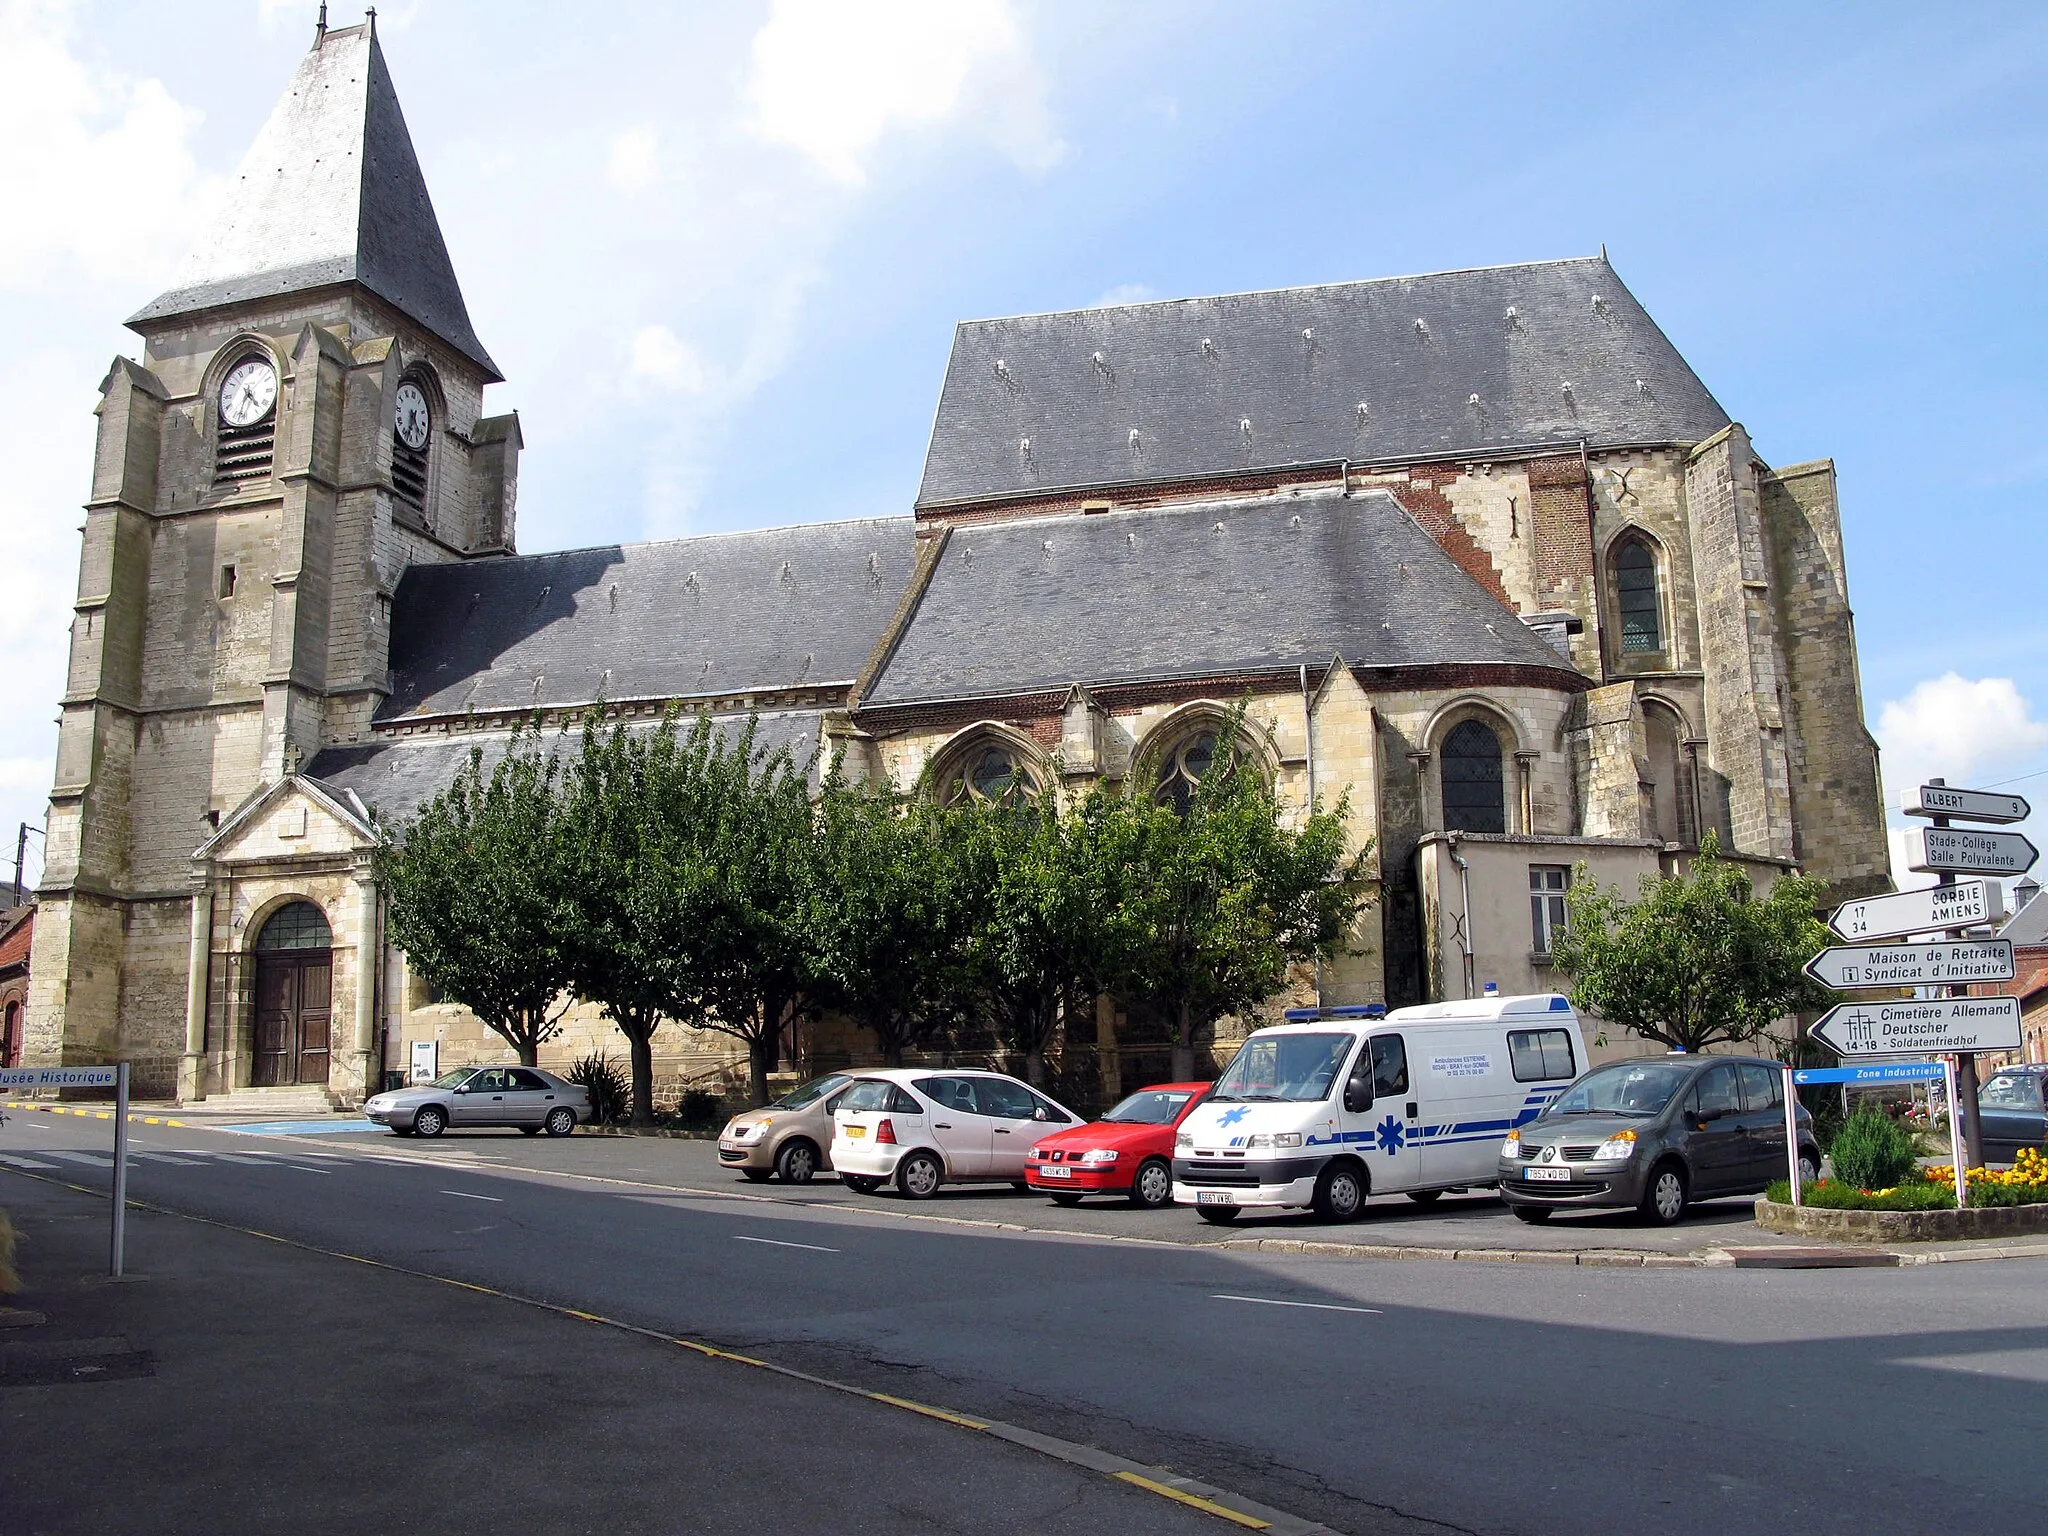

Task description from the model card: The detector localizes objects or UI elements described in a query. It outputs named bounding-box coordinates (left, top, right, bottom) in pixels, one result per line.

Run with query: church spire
left=129, top=21, right=499, bottom=380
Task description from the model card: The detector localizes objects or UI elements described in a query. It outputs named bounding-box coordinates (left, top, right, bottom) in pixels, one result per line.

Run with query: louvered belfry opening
left=392, top=432, right=429, bottom=509
left=214, top=414, right=275, bottom=487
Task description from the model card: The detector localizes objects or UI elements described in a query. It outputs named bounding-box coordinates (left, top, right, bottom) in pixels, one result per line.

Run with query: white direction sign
left=1828, top=880, right=2005, bottom=942
left=1810, top=996, right=2023, bottom=1057
left=1903, top=783, right=2031, bottom=824
left=0, top=1065, right=119, bottom=1090
left=1805, top=938, right=2015, bottom=990
left=1905, top=826, right=2038, bottom=878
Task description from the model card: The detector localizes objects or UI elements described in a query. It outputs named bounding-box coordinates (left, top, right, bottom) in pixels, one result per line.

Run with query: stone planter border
left=1754, top=1197, right=2048, bottom=1244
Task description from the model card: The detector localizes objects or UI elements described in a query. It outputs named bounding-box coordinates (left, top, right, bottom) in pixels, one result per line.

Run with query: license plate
left=845, top=1126, right=866, bottom=1138
left=1196, top=1190, right=1237, bottom=1206
left=1523, top=1166, right=1571, bottom=1182
left=1039, top=1165, right=1070, bottom=1179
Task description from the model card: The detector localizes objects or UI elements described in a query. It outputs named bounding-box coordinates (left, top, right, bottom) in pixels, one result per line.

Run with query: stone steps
left=197, top=1085, right=340, bottom=1117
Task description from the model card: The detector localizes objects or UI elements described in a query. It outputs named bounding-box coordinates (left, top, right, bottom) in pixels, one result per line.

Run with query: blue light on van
left=1550, top=995, right=1571, bottom=1011
left=1282, top=1004, right=1388, bottom=1022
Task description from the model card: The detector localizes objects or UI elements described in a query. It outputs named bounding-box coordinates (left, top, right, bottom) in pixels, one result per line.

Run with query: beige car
left=716, top=1073, right=856, bottom=1184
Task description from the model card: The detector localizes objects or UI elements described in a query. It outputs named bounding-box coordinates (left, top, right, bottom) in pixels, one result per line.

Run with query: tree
left=1106, top=741, right=1375, bottom=1081
left=376, top=730, right=575, bottom=1067
left=806, top=778, right=968, bottom=1068
left=1546, top=832, right=1836, bottom=1053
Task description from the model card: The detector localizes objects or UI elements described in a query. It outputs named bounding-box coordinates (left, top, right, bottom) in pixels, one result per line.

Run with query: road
left=5, top=1109, right=2046, bottom=1536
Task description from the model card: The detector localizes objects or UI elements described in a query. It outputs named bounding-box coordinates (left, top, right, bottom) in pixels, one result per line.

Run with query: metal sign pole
left=1782, top=1065, right=1802, bottom=1206
left=110, top=1063, right=130, bottom=1278
left=1943, top=1057, right=1966, bottom=1212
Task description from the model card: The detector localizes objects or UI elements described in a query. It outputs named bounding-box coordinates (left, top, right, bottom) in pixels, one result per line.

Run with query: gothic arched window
left=1615, top=537, right=1662, bottom=655
left=1441, top=719, right=1505, bottom=834
left=255, top=901, right=331, bottom=953
left=1154, top=729, right=1221, bottom=816
left=938, top=743, right=1041, bottom=809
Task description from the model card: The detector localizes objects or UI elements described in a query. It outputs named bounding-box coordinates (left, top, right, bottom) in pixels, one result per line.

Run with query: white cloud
left=606, top=125, right=660, bottom=193
left=0, top=1, right=221, bottom=287
left=745, top=0, right=1063, bottom=185
left=1090, top=283, right=1161, bottom=308
left=627, top=324, right=709, bottom=394
left=1877, top=673, right=2048, bottom=892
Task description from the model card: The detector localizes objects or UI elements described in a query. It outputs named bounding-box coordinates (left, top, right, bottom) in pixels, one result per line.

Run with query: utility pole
left=1926, top=780, right=1984, bottom=1170
left=13, top=822, right=42, bottom=906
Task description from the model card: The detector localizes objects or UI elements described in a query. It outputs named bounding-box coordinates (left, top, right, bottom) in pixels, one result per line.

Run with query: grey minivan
left=1498, top=1055, right=1820, bottom=1226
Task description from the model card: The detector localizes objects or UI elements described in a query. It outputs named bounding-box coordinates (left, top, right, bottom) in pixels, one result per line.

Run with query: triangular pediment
left=196, top=775, right=376, bottom=865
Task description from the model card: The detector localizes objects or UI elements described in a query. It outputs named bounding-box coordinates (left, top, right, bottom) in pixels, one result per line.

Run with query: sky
left=2, top=0, right=2046, bottom=902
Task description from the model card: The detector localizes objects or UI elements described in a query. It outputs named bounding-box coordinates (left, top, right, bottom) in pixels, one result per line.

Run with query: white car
left=830, top=1069, right=1081, bottom=1199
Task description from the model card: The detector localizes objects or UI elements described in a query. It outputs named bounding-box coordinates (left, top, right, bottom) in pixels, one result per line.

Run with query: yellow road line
left=1115, top=1473, right=1274, bottom=1529
left=2, top=1100, right=185, bottom=1128
left=866, top=1392, right=989, bottom=1430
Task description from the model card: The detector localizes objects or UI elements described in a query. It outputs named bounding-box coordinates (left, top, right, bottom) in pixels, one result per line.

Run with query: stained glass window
left=255, top=901, right=331, bottom=951
left=1155, top=729, right=1222, bottom=815
left=1616, top=538, right=1662, bottom=655
left=1441, top=720, right=1505, bottom=834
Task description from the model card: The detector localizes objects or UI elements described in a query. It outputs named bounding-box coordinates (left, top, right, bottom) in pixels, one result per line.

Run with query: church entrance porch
left=249, top=902, right=333, bottom=1087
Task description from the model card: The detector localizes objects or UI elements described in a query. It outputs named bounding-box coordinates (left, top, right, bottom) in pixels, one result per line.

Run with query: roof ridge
left=403, top=514, right=916, bottom=576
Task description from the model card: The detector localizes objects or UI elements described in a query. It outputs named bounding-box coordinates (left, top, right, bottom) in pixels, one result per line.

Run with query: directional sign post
left=1904, top=826, right=2040, bottom=879
left=1903, top=784, right=2031, bottom=824
left=1809, top=995, right=2022, bottom=1057
left=0, top=1063, right=129, bottom=1276
left=1827, top=880, right=2004, bottom=942
left=1779, top=1061, right=1964, bottom=1208
left=1804, top=938, right=2015, bottom=991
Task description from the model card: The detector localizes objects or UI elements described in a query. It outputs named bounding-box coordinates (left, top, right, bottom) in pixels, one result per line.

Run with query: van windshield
left=1546, top=1061, right=1693, bottom=1118
left=1209, top=1034, right=1353, bottom=1103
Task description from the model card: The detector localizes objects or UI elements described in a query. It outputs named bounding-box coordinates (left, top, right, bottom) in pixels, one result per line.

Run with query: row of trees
left=378, top=708, right=1375, bottom=1123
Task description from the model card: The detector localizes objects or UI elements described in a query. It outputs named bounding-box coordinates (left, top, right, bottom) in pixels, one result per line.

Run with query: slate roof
left=917, top=257, right=1729, bottom=508
left=128, top=25, right=498, bottom=378
left=2000, top=892, right=2048, bottom=948
left=379, top=517, right=916, bottom=722
left=308, top=711, right=830, bottom=826
left=863, top=488, right=1583, bottom=708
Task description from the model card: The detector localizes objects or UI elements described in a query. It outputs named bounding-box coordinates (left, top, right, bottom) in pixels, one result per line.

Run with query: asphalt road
left=6, top=1110, right=2046, bottom=1536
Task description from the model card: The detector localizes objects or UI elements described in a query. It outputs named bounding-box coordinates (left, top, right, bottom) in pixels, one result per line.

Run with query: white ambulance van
left=1171, top=993, right=1587, bottom=1223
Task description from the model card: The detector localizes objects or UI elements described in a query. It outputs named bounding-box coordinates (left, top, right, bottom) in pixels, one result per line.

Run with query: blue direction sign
left=1793, top=1062, right=1945, bottom=1087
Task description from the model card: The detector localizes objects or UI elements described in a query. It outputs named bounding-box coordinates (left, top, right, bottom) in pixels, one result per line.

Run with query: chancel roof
left=379, top=517, right=916, bottom=722
left=917, top=257, right=1728, bottom=508
left=863, top=488, right=1583, bottom=708
left=129, top=25, right=498, bottom=378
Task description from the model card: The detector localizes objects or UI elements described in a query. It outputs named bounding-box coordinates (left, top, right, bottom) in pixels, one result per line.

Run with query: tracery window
left=1154, top=729, right=1221, bottom=815
left=255, top=900, right=331, bottom=952
left=938, top=743, right=1041, bottom=808
left=1615, top=537, right=1662, bottom=655
left=1441, top=719, right=1505, bottom=834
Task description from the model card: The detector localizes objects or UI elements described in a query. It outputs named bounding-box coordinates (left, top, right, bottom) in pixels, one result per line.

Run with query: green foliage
left=1766, top=1178, right=1957, bottom=1211
left=1826, top=1108, right=1920, bottom=1192
left=375, top=728, right=574, bottom=1066
left=565, top=1052, right=630, bottom=1126
left=676, top=1088, right=724, bottom=1132
left=1547, top=832, right=1836, bottom=1053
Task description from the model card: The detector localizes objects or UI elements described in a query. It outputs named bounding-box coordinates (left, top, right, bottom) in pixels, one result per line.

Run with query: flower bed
left=1755, top=1148, right=2048, bottom=1242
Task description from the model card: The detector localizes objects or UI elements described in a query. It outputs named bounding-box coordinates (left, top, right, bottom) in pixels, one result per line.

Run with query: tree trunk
left=1170, top=1000, right=1195, bottom=1083
left=748, top=1031, right=773, bottom=1106
left=1024, top=1049, right=1044, bottom=1086
left=628, top=1030, right=656, bottom=1127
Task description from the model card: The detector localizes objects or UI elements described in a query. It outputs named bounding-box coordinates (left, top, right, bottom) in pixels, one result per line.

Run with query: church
left=25, top=21, right=1891, bottom=1107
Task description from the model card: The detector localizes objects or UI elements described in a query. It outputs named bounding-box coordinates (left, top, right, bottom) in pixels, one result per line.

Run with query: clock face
left=394, top=382, right=431, bottom=451
left=219, top=358, right=277, bottom=428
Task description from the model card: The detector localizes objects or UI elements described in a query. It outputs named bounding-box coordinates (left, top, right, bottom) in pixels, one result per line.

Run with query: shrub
left=566, top=1052, right=630, bottom=1125
left=676, top=1088, right=724, bottom=1132
left=1827, top=1108, right=1918, bottom=1192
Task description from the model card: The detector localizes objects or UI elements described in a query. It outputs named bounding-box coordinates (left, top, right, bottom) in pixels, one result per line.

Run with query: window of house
left=1441, top=719, right=1505, bottom=833
left=255, top=900, right=331, bottom=952
left=1530, top=865, right=1569, bottom=954
left=1508, top=1028, right=1577, bottom=1082
left=1154, top=728, right=1221, bottom=814
left=938, top=743, right=1040, bottom=808
left=1615, top=538, right=1662, bottom=654
left=219, top=564, right=238, bottom=599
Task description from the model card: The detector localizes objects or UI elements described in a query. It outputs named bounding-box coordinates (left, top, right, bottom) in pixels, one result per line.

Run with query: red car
left=1024, top=1082, right=1212, bottom=1209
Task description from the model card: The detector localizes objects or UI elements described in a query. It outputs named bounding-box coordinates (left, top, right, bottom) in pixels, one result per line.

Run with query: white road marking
left=131, top=1152, right=204, bottom=1165
left=441, top=1190, right=503, bottom=1202
left=0, top=1154, right=62, bottom=1170
left=1211, top=1294, right=1383, bottom=1315
left=39, top=1150, right=112, bottom=1166
left=733, top=1234, right=840, bottom=1254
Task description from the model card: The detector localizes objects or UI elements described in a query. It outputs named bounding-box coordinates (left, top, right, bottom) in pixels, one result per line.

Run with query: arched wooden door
left=251, top=901, right=333, bottom=1087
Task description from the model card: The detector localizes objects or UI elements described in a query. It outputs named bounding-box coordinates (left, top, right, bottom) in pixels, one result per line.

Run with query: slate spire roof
left=917, top=257, right=1728, bottom=508
left=129, top=23, right=498, bottom=379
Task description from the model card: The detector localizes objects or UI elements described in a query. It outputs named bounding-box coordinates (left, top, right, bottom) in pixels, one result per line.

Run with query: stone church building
left=26, top=23, right=1890, bottom=1106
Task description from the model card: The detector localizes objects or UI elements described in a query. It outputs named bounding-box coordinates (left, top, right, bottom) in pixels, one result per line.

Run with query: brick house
left=0, top=905, right=31, bottom=1069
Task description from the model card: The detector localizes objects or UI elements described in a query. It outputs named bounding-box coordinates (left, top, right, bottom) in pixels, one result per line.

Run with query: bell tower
left=27, top=19, right=519, bottom=1099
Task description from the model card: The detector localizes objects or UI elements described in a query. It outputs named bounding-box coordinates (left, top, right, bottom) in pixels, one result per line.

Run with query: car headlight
left=1500, top=1130, right=1522, bottom=1160
left=1591, top=1130, right=1637, bottom=1162
left=1245, top=1134, right=1271, bottom=1148
left=1272, top=1132, right=1302, bottom=1148
left=1077, top=1148, right=1120, bottom=1165
left=1175, top=1132, right=1193, bottom=1151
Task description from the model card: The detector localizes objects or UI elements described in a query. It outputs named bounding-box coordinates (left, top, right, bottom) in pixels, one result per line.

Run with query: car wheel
left=1797, top=1150, right=1822, bottom=1187
left=1129, top=1157, right=1174, bottom=1210
left=776, top=1139, right=819, bottom=1184
left=1406, top=1189, right=1443, bottom=1206
left=1313, top=1162, right=1367, bottom=1222
left=1195, top=1205, right=1240, bottom=1225
left=1639, top=1160, right=1688, bottom=1226
left=543, top=1107, right=577, bottom=1138
left=519, top=1126, right=541, bottom=1137
left=412, top=1105, right=447, bottom=1139
left=896, top=1151, right=943, bottom=1200
left=1511, top=1205, right=1553, bottom=1224
left=741, top=1169, right=773, bottom=1183
left=841, top=1175, right=882, bottom=1194
left=1049, top=1192, right=1083, bottom=1207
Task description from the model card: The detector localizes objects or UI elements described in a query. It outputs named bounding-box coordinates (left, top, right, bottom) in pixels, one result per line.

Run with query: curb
left=3, top=1100, right=187, bottom=1129
left=1212, top=1236, right=1710, bottom=1267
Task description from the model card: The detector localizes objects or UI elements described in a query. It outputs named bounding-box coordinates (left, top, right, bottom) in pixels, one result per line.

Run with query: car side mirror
left=1034, top=1107, right=1049, bottom=1121
left=1343, top=1073, right=1373, bottom=1115
left=1693, top=1105, right=1726, bottom=1125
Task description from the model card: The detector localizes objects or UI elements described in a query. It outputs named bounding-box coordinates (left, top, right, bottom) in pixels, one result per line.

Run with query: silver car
left=364, top=1066, right=589, bottom=1139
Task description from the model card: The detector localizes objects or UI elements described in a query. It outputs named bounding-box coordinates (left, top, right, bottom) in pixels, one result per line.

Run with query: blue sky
left=2, top=1, right=2045, bottom=895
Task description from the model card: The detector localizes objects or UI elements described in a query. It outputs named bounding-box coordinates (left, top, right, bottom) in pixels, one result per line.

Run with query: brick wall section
left=1760, top=460, right=1891, bottom=898
left=1526, top=455, right=1601, bottom=674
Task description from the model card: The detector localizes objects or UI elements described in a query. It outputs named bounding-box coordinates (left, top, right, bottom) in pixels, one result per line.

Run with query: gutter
left=1447, top=833, right=1476, bottom=1001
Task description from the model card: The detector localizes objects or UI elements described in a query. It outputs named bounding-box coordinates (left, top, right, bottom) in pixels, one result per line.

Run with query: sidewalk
left=0, top=1174, right=1249, bottom=1536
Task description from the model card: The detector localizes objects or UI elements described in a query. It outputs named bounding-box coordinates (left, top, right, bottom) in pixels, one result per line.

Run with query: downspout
left=1302, top=662, right=1321, bottom=1006
left=1447, top=833, right=1476, bottom=1000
